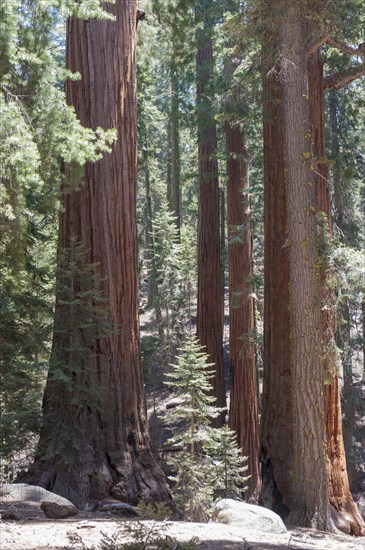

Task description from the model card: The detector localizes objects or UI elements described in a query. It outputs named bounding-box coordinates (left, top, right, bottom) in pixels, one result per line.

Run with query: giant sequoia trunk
left=196, top=4, right=226, bottom=421
left=261, top=2, right=329, bottom=529
left=308, top=48, right=365, bottom=535
left=23, top=2, right=170, bottom=508
left=226, top=122, right=260, bottom=500
left=261, top=2, right=364, bottom=533
left=280, top=5, right=329, bottom=527
left=329, top=91, right=357, bottom=491
left=260, top=28, right=292, bottom=519
left=170, top=64, right=181, bottom=234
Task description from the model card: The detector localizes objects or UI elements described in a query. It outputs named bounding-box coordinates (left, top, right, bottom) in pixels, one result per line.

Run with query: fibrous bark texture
left=226, top=122, right=260, bottom=501
left=170, top=66, right=181, bottom=233
left=308, top=48, right=365, bottom=536
left=260, top=31, right=292, bottom=519
left=280, top=5, right=328, bottom=528
left=261, top=0, right=364, bottom=535
left=261, top=1, right=328, bottom=530
left=196, top=4, right=226, bottom=422
left=329, top=91, right=357, bottom=491
left=23, top=1, right=170, bottom=508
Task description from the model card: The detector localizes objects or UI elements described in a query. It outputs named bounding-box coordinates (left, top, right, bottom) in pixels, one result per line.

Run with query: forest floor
left=1, top=298, right=364, bottom=550
left=1, top=501, right=365, bottom=550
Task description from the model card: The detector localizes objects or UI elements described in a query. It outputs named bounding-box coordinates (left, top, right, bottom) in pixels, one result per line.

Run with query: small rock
left=212, top=498, right=287, bottom=534
left=77, top=521, right=96, bottom=528
left=41, top=501, right=78, bottom=519
left=166, top=399, right=181, bottom=410
left=93, top=501, right=140, bottom=516
left=0, top=508, right=19, bottom=520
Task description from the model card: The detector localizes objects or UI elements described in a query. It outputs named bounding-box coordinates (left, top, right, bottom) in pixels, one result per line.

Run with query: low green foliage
left=103, top=501, right=198, bottom=549
left=163, top=334, right=249, bottom=521
left=205, top=425, right=249, bottom=501
left=146, top=201, right=197, bottom=372
left=66, top=502, right=199, bottom=550
left=35, top=238, right=117, bottom=466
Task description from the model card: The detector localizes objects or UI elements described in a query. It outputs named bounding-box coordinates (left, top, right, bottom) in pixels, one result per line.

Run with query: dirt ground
left=1, top=501, right=365, bottom=550
left=2, top=298, right=364, bottom=550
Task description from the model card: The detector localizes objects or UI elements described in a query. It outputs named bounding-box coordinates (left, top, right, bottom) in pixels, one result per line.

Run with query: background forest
left=0, top=0, right=364, bottom=537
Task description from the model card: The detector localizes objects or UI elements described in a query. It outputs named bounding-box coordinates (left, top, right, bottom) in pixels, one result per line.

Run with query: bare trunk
left=261, top=1, right=364, bottom=535
left=196, top=4, right=226, bottom=422
left=329, top=92, right=344, bottom=230
left=23, top=3, right=170, bottom=508
left=341, top=302, right=358, bottom=492
left=280, top=5, right=329, bottom=527
left=220, top=187, right=226, bottom=330
left=226, top=122, right=260, bottom=501
left=143, top=136, right=153, bottom=252
left=170, top=67, right=181, bottom=234
left=308, top=49, right=365, bottom=535
left=166, top=105, right=172, bottom=206
left=329, top=93, right=356, bottom=474
left=260, top=32, right=291, bottom=519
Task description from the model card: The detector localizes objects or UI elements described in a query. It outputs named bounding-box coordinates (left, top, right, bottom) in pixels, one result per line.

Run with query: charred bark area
left=23, top=2, right=171, bottom=508
left=196, top=4, right=226, bottom=423
left=226, top=122, right=260, bottom=500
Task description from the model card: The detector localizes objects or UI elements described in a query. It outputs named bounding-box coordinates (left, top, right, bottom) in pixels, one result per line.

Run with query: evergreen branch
left=307, top=36, right=365, bottom=58
left=324, top=38, right=365, bottom=58
left=324, top=64, right=365, bottom=90
left=307, top=35, right=330, bottom=57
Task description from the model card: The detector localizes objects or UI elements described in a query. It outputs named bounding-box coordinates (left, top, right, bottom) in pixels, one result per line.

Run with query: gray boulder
left=211, top=498, right=287, bottom=534
left=41, top=501, right=78, bottom=519
left=1, top=483, right=77, bottom=508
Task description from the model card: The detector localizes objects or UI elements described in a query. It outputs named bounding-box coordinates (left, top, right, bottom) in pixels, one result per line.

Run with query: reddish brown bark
left=23, top=2, right=170, bottom=508
left=261, top=10, right=364, bottom=531
left=277, top=5, right=329, bottom=527
left=226, top=122, right=260, bottom=501
left=262, top=2, right=363, bottom=534
left=196, top=5, right=226, bottom=422
left=170, top=66, right=181, bottom=233
left=260, top=40, right=292, bottom=518
left=308, top=48, right=365, bottom=536
left=261, top=2, right=329, bottom=529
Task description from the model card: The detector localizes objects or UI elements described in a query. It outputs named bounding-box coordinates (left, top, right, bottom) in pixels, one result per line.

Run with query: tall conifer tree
left=24, top=1, right=170, bottom=507
left=196, top=0, right=226, bottom=423
left=261, top=0, right=365, bottom=533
